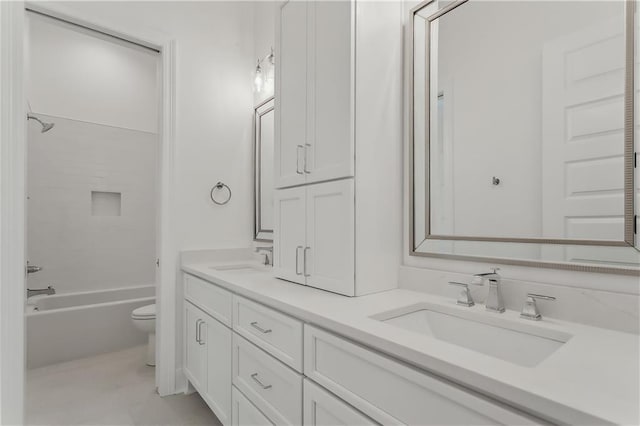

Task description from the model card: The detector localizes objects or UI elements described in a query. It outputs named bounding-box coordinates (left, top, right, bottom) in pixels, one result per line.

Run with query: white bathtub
left=26, top=285, right=155, bottom=369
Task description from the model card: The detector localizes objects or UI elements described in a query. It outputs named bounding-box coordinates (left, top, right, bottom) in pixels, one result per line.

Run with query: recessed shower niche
left=91, top=191, right=122, bottom=216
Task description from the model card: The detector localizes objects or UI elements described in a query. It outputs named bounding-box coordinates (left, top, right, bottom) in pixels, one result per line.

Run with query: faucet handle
left=520, top=293, right=556, bottom=321
left=448, top=282, right=481, bottom=307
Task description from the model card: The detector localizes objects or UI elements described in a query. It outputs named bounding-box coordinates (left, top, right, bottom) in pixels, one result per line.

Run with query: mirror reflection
left=254, top=97, right=274, bottom=241
left=412, top=0, right=640, bottom=271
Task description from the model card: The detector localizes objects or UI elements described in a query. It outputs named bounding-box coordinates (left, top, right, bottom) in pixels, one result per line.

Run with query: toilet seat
left=132, top=304, right=155, bottom=320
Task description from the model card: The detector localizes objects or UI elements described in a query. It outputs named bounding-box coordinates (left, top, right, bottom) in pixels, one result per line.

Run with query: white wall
left=45, top=1, right=257, bottom=252
left=403, top=0, right=639, bottom=304
left=26, top=12, right=159, bottom=133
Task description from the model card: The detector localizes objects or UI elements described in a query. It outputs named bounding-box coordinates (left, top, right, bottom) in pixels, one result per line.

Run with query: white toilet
left=131, top=304, right=156, bottom=366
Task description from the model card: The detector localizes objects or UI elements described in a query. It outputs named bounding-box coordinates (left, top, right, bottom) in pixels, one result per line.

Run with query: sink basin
left=209, top=264, right=267, bottom=273
left=372, top=303, right=571, bottom=367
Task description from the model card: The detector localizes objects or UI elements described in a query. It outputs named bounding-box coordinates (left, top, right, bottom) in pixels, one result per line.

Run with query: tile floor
left=26, top=346, right=221, bottom=426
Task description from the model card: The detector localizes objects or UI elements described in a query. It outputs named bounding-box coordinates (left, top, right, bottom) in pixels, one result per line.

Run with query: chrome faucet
left=472, top=268, right=505, bottom=313
left=255, top=246, right=273, bottom=266
left=27, top=285, right=56, bottom=298
left=448, top=281, right=483, bottom=307
left=520, top=293, right=556, bottom=321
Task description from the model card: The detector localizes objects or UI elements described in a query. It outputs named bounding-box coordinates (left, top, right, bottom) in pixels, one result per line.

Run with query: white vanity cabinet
left=275, top=0, right=355, bottom=188
left=183, top=301, right=232, bottom=426
left=183, top=272, right=547, bottom=426
left=273, top=0, right=403, bottom=297
left=273, top=179, right=355, bottom=296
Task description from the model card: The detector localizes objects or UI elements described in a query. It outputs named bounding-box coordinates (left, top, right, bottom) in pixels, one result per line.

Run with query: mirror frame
left=408, top=0, right=639, bottom=275
left=253, top=96, right=275, bottom=242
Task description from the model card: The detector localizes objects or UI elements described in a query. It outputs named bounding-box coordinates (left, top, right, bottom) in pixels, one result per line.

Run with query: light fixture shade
left=254, top=63, right=264, bottom=92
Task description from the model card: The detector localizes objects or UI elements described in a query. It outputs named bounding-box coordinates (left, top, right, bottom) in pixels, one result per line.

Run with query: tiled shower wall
left=27, top=115, right=157, bottom=293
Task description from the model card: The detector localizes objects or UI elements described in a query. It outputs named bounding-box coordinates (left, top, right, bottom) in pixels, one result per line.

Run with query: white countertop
left=182, top=259, right=639, bottom=425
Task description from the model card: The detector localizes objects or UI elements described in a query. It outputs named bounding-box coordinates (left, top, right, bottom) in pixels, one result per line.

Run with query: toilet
left=131, top=304, right=156, bottom=366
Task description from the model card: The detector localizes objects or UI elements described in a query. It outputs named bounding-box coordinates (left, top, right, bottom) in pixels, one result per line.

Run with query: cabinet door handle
left=295, top=245, right=303, bottom=275
left=304, top=144, right=311, bottom=174
left=197, top=320, right=205, bottom=345
left=250, top=321, right=272, bottom=334
left=251, top=373, right=272, bottom=390
left=296, top=145, right=304, bottom=175
left=195, top=319, right=201, bottom=343
left=303, top=247, right=311, bottom=277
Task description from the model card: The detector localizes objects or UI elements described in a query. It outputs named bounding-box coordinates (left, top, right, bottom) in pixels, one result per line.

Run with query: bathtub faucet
left=27, top=286, right=56, bottom=298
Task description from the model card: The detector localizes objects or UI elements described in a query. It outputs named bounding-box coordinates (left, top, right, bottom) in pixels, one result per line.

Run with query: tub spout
left=27, top=286, right=56, bottom=298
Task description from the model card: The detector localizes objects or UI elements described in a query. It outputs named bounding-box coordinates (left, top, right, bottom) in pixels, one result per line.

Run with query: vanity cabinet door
left=273, top=186, right=306, bottom=284
left=305, top=0, right=355, bottom=185
left=184, top=302, right=207, bottom=394
left=305, top=179, right=355, bottom=296
left=275, top=0, right=307, bottom=189
left=204, top=315, right=232, bottom=426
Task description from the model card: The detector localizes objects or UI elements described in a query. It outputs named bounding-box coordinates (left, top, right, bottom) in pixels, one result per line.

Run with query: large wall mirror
left=254, top=97, right=274, bottom=241
left=410, top=0, right=640, bottom=274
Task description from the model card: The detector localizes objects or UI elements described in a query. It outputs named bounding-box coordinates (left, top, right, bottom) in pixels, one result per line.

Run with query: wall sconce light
left=254, top=47, right=275, bottom=93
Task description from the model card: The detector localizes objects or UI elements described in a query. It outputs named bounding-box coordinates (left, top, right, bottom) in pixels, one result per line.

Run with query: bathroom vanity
left=181, top=253, right=639, bottom=426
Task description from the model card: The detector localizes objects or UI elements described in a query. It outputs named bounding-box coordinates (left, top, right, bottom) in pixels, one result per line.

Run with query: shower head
left=27, top=114, right=55, bottom=133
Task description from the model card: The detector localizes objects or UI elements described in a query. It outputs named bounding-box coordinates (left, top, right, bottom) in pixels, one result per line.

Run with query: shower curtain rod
left=25, top=7, right=161, bottom=54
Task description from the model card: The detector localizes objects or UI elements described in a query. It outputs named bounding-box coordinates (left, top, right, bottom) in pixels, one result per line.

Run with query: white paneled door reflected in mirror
left=410, top=0, right=640, bottom=273
left=254, top=97, right=275, bottom=242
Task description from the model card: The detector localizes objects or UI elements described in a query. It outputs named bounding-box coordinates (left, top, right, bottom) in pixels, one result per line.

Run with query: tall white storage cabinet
left=273, top=0, right=403, bottom=296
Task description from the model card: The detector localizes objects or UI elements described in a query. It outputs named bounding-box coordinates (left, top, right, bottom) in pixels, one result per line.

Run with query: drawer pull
left=303, top=247, right=311, bottom=277
left=251, top=373, right=272, bottom=390
left=197, top=320, right=205, bottom=345
left=195, top=319, right=202, bottom=343
left=295, top=246, right=303, bottom=275
left=296, top=145, right=304, bottom=175
left=250, top=321, right=272, bottom=334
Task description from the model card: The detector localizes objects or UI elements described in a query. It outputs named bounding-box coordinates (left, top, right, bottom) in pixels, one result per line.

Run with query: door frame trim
left=0, top=3, right=179, bottom=422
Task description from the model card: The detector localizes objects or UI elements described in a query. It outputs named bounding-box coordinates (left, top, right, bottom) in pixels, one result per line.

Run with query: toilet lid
left=132, top=304, right=155, bottom=319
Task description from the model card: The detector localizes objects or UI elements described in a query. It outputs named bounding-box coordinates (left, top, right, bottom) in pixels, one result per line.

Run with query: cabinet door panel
left=275, top=0, right=307, bottom=188
left=303, top=379, right=377, bottom=426
left=306, top=1, right=355, bottom=184
left=184, top=303, right=207, bottom=393
left=204, top=316, right=232, bottom=426
left=273, top=186, right=306, bottom=284
left=305, top=179, right=355, bottom=296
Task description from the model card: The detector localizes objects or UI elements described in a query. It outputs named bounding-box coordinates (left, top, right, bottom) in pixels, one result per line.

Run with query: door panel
left=542, top=16, right=638, bottom=265
left=306, top=1, right=355, bottom=184
left=276, top=1, right=307, bottom=188
left=184, top=303, right=207, bottom=393
left=305, top=179, right=355, bottom=296
left=273, top=186, right=306, bottom=284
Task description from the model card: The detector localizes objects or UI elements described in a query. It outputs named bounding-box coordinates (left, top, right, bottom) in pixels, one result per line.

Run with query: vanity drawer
left=304, top=379, right=379, bottom=426
left=232, top=333, right=303, bottom=426
left=232, top=386, right=274, bottom=426
left=184, top=273, right=232, bottom=327
left=304, top=325, right=541, bottom=426
left=232, top=295, right=303, bottom=371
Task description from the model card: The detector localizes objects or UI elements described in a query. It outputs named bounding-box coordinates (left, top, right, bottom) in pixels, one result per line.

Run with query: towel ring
left=210, top=181, right=232, bottom=205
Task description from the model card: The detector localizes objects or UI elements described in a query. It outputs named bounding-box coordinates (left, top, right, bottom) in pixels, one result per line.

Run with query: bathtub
left=26, top=285, right=155, bottom=369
